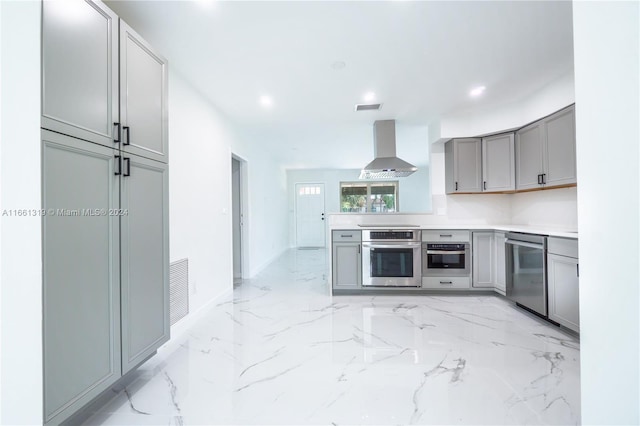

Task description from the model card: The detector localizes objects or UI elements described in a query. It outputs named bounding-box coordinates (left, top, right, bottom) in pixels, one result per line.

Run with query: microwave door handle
left=426, top=250, right=467, bottom=255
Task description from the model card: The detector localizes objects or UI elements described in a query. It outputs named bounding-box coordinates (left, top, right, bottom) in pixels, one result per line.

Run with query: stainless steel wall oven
left=362, top=230, right=422, bottom=287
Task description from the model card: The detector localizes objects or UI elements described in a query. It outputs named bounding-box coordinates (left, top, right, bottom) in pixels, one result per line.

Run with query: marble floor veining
left=85, top=248, right=580, bottom=425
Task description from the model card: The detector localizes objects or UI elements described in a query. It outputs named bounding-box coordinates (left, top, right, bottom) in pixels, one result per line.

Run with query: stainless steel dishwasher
left=505, top=232, right=548, bottom=317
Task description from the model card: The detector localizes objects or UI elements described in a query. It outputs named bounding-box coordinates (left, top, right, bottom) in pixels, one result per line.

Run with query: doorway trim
left=231, top=153, right=249, bottom=280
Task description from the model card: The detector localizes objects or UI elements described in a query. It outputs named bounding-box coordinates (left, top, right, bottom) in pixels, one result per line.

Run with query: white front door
left=295, top=183, right=325, bottom=247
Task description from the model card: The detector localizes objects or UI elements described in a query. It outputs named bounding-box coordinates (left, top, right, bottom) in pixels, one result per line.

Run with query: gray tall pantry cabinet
left=41, top=1, right=169, bottom=424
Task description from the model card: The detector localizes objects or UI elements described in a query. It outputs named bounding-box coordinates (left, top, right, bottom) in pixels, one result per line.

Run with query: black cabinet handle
left=440, top=234, right=452, bottom=237
left=114, top=155, right=121, bottom=175
left=113, top=122, right=121, bottom=143
left=542, top=174, right=546, bottom=185
left=123, top=126, right=130, bottom=146
left=358, top=244, right=361, bottom=254
left=455, top=182, right=458, bottom=191
left=341, top=234, right=352, bottom=238
left=577, top=263, right=579, bottom=278
left=440, top=281, right=453, bottom=285
left=537, top=174, right=542, bottom=184
left=483, top=181, right=487, bottom=191
left=123, top=157, right=131, bottom=177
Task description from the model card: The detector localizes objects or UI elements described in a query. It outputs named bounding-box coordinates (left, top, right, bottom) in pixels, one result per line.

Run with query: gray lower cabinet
left=120, top=21, right=169, bottom=163
left=332, top=231, right=362, bottom=289
left=445, top=138, right=482, bottom=193
left=494, top=232, right=507, bottom=294
left=472, top=232, right=495, bottom=288
left=482, top=133, right=515, bottom=192
left=42, top=0, right=119, bottom=148
left=42, top=130, right=121, bottom=424
left=120, top=154, right=170, bottom=373
left=42, top=136, right=170, bottom=424
left=547, top=238, right=579, bottom=332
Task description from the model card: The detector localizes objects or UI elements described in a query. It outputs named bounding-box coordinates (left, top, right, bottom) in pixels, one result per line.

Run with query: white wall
left=510, top=187, right=577, bottom=230
left=168, top=72, right=290, bottom=316
left=438, top=70, right=576, bottom=138
left=286, top=168, right=432, bottom=246
left=168, top=73, right=237, bottom=313
left=0, top=1, right=43, bottom=423
left=573, top=2, right=639, bottom=424
left=233, top=133, right=289, bottom=275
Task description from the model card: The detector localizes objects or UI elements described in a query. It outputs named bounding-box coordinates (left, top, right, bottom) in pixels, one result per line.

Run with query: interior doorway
left=295, top=183, right=326, bottom=248
left=231, top=156, right=246, bottom=282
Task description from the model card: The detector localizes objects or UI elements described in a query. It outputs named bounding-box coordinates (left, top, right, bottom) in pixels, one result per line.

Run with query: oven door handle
left=426, top=250, right=466, bottom=255
left=362, top=243, right=421, bottom=249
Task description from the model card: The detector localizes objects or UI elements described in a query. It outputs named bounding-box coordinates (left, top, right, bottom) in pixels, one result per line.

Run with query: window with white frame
left=340, top=181, right=398, bottom=213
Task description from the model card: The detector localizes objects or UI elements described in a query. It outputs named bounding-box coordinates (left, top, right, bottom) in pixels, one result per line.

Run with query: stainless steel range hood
left=359, top=120, right=417, bottom=179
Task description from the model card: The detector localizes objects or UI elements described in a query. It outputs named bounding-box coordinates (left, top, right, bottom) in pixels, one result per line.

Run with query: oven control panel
left=370, top=231, right=414, bottom=240
left=362, top=230, right=422, bottom=242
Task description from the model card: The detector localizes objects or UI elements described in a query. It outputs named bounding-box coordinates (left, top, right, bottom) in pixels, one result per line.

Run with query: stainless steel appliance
left=505, top=232, right=548, bottom=317
left=362, top=229, right=421, bottom=287
left=422, top=242, right=470, bottom=277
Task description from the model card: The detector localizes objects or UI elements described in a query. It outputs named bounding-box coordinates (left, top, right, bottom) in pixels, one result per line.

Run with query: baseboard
left=168, top=287, right=233, bottom=342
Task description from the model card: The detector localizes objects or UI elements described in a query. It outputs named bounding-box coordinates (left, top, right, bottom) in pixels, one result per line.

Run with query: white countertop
left=330, top=223, right=578, bottom=238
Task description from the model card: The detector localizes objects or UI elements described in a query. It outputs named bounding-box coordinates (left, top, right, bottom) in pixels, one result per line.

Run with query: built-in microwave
left=422, top=243, right=471, bottom=277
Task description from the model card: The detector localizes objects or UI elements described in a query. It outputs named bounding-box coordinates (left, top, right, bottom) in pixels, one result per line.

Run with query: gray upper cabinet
left=42, top=0, right=119, bottom=148
left=544, top=106, right=577, bottom=187
left=445, top=138, right=482, bottom=193
left=42, top=130, right=121, bottom=425
left=515, top=121, right=545, bottom=190
left=516, top=105, right=576, bottom=190
left=482, top=133, right=515, bottom=192
left=120, top=21, right=169, bottom=163
left=120, top=154, right=170, bottom=373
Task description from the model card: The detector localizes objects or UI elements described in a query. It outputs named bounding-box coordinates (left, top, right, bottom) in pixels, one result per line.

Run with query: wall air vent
left=169, top=258, right=189, bottom=326
left=355, top=103, right=382, bottom=111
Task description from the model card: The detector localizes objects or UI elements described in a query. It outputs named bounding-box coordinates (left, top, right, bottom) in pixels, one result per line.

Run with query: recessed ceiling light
left=259, top=95, right=273, bottom=108
left=363, top=92, right=376, bottom=102
left=470, top=86, right=486, bottom=97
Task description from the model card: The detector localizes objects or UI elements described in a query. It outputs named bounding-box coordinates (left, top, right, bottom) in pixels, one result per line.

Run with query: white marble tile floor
left=84, top=248, right=580, bottom=425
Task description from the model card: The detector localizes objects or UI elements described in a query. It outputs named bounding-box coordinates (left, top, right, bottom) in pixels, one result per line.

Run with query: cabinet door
left=515, top=122, right=544, bottom=190
left=332, top=243, right=362, bottom=289
left=494, top=232, right=507, bottom=294
left=544, top=105, right=576, bottom=187
left=482, top=133, right=515, bottom=192
left=445, top=139, right=482, bottom=194
left=42, top=0, right=119, bottom=148
left=120, top=154, right=170, bottom=373
left=455, top=138, right=482, bottom=193
left=42, top=130, right=121, bottom=424
left=120, top=21, right=168, bottom=163
left=472, top=232, right=495, bottom=288
left=548, top=254, right=580, bottom=332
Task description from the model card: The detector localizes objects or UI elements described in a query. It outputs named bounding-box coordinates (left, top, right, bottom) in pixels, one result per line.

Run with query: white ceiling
left=106, top=0, right=574, bottom=169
